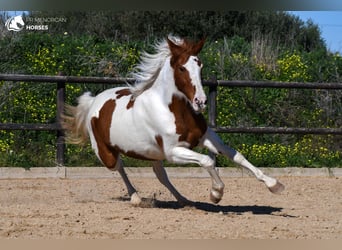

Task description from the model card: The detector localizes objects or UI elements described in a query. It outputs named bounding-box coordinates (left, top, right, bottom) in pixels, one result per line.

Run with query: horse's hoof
left=130, top=192, right=142, bottom=205
left=268, top=181, right=285, bottom=194
left=210, top=189, right=223, bottom=204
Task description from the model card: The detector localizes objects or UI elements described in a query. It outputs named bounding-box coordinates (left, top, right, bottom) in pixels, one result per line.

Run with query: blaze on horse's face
left=167, top=38, right=206, bottom=112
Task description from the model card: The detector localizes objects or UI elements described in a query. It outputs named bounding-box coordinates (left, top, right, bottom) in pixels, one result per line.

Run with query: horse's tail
left=61, top=92, right=95, bottom=145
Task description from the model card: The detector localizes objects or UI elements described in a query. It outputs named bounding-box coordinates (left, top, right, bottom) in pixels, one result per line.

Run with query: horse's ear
left=167, top=37, right=182, bottom=56
left=191, top=37, right=206, bottom=55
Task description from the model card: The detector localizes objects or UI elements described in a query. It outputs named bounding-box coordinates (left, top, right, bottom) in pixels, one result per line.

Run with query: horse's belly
left=109, top=127, right=165, bottom=160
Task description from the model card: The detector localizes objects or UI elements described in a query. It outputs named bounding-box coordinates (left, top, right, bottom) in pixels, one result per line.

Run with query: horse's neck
left=149, top=63, right=180, bottom=104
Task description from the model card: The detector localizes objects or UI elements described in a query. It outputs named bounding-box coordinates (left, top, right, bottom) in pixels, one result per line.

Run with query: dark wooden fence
left=1, top=74, right=342, bottom=166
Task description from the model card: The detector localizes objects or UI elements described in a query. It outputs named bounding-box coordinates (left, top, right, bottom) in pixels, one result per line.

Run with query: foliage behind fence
left=0, top=74, right=341, bottom=168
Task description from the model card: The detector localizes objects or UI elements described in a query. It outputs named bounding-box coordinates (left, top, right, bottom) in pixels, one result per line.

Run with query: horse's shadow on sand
left=154, top=199, right=282, bottom=215
left=115, top=196, right=283, bottom=215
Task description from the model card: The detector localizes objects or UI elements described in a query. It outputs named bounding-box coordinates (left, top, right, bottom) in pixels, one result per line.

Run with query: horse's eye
left=179, top=66, right=186, bottom=72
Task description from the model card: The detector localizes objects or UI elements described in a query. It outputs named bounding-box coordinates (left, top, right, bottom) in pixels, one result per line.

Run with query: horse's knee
left=232, top=151, right=246, bottom=165
left=200, top=155, right=215, bottom=169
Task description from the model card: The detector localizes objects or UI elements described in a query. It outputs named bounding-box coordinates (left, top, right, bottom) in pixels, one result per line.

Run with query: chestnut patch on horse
left=168, top=48, right=195, bottom=102
left=116, top=88, right=131, bottom=98
left=115, top=88, right=135, bottom=109
left=126, top=99, right=134, bottom=109
left=91, top=99, right=118, bottom=169
left=173, top=65, right=196, bottom=102
left=168, top=95, right=207, bottom=148
left=124, top=150, right=152, bottom=160
left=111, top=144, right=152, bottom=161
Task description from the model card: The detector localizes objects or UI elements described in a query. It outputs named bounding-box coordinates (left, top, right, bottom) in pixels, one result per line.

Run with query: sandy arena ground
left=0, top=175, right=341, bottom=239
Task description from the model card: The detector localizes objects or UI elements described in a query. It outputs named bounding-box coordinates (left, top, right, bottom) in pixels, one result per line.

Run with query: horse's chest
left=168, top=95, right=207, bottom=148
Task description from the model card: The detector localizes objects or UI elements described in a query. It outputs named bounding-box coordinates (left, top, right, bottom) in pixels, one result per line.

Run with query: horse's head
left=167, top=37, right=206, bottom=112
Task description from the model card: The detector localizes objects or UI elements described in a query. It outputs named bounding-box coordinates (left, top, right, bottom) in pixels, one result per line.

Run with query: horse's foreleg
left=201, top=128, right=285, bottom=194
left=116, top=158, right=142, bottom=205
left=152, top=161, right=192, bottom=206
left=168, top=147, right=225, bottom=203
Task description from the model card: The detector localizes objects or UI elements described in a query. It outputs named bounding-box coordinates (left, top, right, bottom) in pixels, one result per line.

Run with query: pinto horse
left=63, top=36, right=284, bottom=206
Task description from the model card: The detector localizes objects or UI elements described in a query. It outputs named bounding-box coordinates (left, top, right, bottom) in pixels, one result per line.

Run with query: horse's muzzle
left=194, top=97, right=207, bottom=112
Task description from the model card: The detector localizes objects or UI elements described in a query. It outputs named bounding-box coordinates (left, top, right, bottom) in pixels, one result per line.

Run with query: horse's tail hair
left=61, top=92, right=94, bottom=145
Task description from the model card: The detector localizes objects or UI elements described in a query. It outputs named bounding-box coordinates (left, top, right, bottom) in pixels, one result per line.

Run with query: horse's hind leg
left=201, top=128, right=285, bottom=194
left=90, top=117, right=141, bottom=205
left=152, top=161, right=192, bottom=206
left=90, top=138, right=142, bottom=205
left=116, top=158, right=142, bottom=205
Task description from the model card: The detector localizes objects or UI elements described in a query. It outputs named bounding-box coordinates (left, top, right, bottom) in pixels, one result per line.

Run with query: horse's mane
left=129, top=35, right=184, bottom=98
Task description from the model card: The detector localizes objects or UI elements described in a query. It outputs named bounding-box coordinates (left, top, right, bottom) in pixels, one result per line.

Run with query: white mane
left=130, top=35, right=184, bottom=98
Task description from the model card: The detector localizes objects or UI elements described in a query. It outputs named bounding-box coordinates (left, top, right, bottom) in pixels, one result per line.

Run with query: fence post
left=207, top=76, right=218, bottom=164
left=208, top=76, right=218, bottom=128
left=56, top=81, right=65, bottom=166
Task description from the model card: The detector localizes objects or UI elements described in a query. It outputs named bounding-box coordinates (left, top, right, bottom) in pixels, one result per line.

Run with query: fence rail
left=1, top=74, right=342, bottom=166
